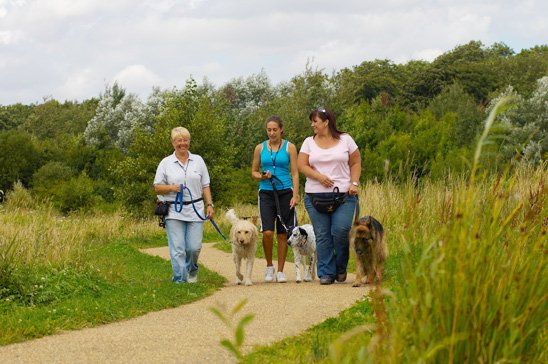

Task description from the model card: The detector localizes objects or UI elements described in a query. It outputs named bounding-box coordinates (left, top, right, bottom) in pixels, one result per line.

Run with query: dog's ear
left=298, top=227, right=308, bottom=238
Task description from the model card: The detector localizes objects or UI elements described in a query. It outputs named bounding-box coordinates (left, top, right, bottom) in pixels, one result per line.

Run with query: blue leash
left=175, top=184, right=227, bottom=240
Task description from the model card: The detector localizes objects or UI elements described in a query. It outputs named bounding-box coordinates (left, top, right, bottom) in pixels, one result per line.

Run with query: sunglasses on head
left=316, top=107, right=327, bottom=114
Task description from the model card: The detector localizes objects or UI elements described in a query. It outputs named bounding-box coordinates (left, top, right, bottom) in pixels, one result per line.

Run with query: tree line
left=0, top=41, right=546, bottom=214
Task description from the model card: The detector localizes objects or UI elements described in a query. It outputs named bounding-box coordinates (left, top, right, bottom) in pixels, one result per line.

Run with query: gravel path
left=0, top=243, right=368, bottom=363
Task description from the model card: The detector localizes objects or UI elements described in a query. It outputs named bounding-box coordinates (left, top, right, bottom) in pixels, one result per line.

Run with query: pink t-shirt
left=300, top=133, right=359, bottom=193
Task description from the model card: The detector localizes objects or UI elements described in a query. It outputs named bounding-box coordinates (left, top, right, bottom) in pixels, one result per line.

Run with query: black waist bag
left=308, top=187, right=347, bottom=214
left=154, top=201, right=171, bottom=216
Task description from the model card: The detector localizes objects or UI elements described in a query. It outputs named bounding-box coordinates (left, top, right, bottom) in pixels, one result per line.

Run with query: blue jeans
left=304, top=194, right=357, bottom=279
left=165, top=219, right=203, bottom=283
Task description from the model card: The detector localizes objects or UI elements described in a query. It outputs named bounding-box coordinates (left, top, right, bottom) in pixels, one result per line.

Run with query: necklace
left=268, top=140, right=282, bottom=172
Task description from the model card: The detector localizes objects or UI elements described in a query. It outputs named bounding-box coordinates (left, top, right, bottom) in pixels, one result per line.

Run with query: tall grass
left=342, top=99, right=548, bottom=363
left=0, top=183, right=160, bottom=296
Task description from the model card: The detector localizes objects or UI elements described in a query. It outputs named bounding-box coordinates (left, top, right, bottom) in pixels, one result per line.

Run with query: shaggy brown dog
left=349, top=216, right=388, bottom=287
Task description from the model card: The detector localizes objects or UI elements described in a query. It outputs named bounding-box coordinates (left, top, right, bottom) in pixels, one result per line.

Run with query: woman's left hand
left=348, top=185, right=359, bottom=196
left=290, top=195, right=299, bottom=209
left=207, top=205, right=215, bottom=219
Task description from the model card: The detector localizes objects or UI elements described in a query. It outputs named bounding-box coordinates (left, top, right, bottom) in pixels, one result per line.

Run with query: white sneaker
left=264, top=266, right=275, bottom=282
left=276, top=271, right=287, bottom=283
left=188, top=275, right=198, bottom=283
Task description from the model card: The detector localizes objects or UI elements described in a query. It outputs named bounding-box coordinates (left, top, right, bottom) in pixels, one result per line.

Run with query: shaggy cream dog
left=225, top=209, right=258, bottom=286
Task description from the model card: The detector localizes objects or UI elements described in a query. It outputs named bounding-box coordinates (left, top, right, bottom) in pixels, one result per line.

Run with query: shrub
left=51, top=173, right=100, bottom=213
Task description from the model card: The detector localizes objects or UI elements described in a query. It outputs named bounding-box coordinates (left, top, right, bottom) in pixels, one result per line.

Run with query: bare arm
left=348, top=149, right=361, bottom=196
left=288, top=142, right=299, bottom=208
left=251, top=143, right=271, bottom=180
left=202, top=185, right=214, bottom=218
left=154, top=184, right=181, bottom=195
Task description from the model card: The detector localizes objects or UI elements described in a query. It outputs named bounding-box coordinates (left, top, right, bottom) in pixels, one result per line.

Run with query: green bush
left=51, top=173, right=100, bottom=213
left=31, top=161, right=74, bottom=198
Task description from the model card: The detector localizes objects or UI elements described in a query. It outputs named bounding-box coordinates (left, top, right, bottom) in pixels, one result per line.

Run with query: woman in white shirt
left=297, top=107, right=361, bottom=285
left=153, top=127, right=215, bottom=283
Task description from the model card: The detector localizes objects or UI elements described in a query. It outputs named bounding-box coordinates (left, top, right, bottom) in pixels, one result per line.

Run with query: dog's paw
left=235, top=277, right=242, bottom=285
left=352, top=281, right=362, bottom=287
left=236, top=272, right=244, bottom=281
left=244, top=279, right=253, bottom=286
left=304, top=271, right=312, bottom=282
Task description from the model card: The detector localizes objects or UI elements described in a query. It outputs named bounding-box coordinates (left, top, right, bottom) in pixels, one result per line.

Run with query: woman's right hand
left=317, top=174, right=334, bottom=188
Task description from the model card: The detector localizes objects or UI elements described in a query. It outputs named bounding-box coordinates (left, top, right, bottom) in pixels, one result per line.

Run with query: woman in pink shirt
left=297, top=107, right=361, bottom=285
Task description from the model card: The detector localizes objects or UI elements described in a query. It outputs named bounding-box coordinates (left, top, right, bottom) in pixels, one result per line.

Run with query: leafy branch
left=209, top=299, right=255, bottom=360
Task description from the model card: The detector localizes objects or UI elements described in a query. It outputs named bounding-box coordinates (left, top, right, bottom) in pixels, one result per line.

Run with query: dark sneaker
left=320, top=277, right=335, bottom=285
left=336, top=272, right=347, bottom=282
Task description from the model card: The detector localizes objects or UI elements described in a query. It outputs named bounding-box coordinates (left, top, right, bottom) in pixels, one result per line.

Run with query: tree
left=489, top=77, right=548, bottom=165
left=84, top=83, right=149, bottom=152
left=22, top=99, right=97, bottom=139
left=0, top=130, right=41, bottom=191
left=429, top=83, right=483, bottom=147
left=334, top=59, right=402, bottom=106
left=0, top=103, right=33, bottom=131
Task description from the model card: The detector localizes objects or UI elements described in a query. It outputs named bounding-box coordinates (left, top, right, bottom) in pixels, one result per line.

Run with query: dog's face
left=350, top=217, right=376, bottom=255
left=288, top=226, right=308, bottom=248
left=352, top=217, right=374, bottom=241
left=231, top=221, right=258, bottom=246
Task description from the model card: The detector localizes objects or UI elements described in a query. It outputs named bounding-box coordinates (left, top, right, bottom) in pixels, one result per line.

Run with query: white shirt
left=153, top=151, right=210, bottom=222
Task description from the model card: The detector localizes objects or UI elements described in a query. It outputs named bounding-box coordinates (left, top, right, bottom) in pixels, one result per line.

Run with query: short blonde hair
left=171, top=127, right=191, bottom=141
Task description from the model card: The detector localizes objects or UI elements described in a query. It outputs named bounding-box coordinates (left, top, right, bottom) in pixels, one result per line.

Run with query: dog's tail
left=225, top=208, right=240, bottom=225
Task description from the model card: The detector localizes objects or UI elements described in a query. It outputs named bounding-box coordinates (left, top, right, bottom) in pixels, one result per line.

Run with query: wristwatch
left=351, top=181, right=360, bottom=187
left=207, top=203, right=214, bottom=207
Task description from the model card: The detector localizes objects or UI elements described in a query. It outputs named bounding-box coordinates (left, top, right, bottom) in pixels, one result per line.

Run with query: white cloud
left=55, top=68, right=100, bottom=101
left=112, top=65, right=162, bottom=94
left=0, top=0, right=546, bottom=104
left=0, top=31, right=19, bottom=44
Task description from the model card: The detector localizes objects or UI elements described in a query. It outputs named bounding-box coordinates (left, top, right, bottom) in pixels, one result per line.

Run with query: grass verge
left=0, top=234, right=225, bottom=345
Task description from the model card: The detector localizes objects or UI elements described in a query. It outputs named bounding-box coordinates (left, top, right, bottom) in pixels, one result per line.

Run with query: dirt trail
left=0, top=243, right=368, bottom=363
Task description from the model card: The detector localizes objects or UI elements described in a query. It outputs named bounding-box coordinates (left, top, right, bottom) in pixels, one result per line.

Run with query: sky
left=0, top=0, right=546, bottom=105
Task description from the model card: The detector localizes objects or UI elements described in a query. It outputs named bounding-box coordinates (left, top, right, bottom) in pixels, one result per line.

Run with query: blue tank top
left=259, top=140, right=292, bottom=191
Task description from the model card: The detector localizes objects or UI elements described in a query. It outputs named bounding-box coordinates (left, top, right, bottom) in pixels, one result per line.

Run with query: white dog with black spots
left=287, top=224, right=316, bottom=282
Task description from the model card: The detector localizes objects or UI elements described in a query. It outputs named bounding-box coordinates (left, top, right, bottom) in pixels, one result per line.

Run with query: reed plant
left=339, top=99, right=548, bottom=363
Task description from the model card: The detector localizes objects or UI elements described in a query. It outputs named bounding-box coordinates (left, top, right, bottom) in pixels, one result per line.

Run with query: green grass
left=0, top=235, right=225, bottom=345
left=242, top=297, right=376, bottom=364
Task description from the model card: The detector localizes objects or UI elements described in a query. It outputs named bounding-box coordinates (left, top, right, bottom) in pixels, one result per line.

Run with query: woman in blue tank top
left=252, top=116, right=299, bottom=283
